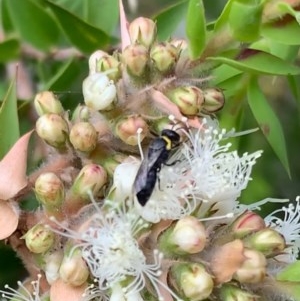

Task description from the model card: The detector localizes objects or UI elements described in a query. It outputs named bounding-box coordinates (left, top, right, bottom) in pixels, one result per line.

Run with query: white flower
left=264, top=196, right=300, bottom=262
left=0, top=274, right=44, bottom=301
left=82, top=73, right=116, bottom=111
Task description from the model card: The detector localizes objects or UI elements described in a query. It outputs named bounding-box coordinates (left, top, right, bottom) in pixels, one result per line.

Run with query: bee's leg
left=165, top=159, right=181, bottom=166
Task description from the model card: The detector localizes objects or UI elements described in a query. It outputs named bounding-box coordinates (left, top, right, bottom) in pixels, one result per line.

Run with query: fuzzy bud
left=122, top=44, right=148, bottom=77
left=203, top=88, right=225, bottom=113
left=44, top=250, right=64, bottom=284
left=220, top=285, right=259, bottom=301
left=23, top=224, right=55, bottom=254
left=34, top=172, right=64, bottom=210
left=129, top=17, right=157, bottom=48
left=71, top=163, right=107, bottom=198
left=34, top=91, right=64, bottom=116
left=161, top=216, right=206, bottom=255
left=59, top=248, right=89, bottom=286
left=171, top=263, right=213, bottom=301
left=88, top=50, right=108, bottom=74
left=231, top=211, right=266, bottom=238
left=244, top=228, right=286, bottom=256
left=167, top=86, right=204, bottom=116
left=69, top=122, right=98, bottom=152
left=36, top=113, right=69, bottom=148
left=150, top=42, right=178, bottom=73
left=234, top=249, right=266, bottom=283
left=82, top=73, right=117, bottom=111
left=96, top=55, right=121, bottom=82
left=115, top=116, right=148, bottom=146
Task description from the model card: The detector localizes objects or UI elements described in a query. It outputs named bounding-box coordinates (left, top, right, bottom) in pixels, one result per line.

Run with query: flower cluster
left=0, top=10, right=299, bottom=301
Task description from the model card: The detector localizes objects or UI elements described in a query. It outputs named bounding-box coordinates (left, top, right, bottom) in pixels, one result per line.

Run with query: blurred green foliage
left=0, top=0, right=300, bottom=288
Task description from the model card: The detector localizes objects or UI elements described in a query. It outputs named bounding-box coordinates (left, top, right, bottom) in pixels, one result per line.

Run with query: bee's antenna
left=137, top=128, right=144, bottom=161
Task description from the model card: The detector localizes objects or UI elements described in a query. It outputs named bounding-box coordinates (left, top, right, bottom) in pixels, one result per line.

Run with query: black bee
left=134, top=129, right=181, bottom=206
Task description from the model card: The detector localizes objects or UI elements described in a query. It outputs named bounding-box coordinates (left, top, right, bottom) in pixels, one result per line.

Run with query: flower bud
left=129, top=17, right=157, bottom=48
left=96, top=55, right=121, bottom=82
left=115, top=116, right=148, bottom=146
left=82, top=73, right=117, bottom=111
left=36, top=113, right=69, bottom=148
left=69, top=122, right=98, bottom=152
left=59, top=248, right=89, bottom=286
left=167, top=86, right=204, bottom=116
left=231, top=211, right=266, bottom=238
left=170, top=39, right=188, bottom=51
left=203, top=88, right=225, bottom=113
left=44, top=250, right=64, bottom=284
left=234, top=249, right=266, bottom=283
left=88, top=50, right=108, bottom=74
left=71, top=163, right=107, bottom=198
left=34, top=172, right=64, bottom=209
left=122, top=44, right=149, bottom=77
left=23, top=224, right=55, bottom=254
left=72, top=105, right=90, bottom=122
left=244, top=228, right=286, bottom=256
left=34, top=91, right=64, bottom=116
left=150, top=42, right=178, bottom=73
left=161, top=216, right=206, bottom=255
left=171, top=263, right=213, bottom=301
left=220, top=285, right=258, bottom=301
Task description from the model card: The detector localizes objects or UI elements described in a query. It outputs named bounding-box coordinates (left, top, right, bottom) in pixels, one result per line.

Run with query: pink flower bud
left=82, top=73, right=117, bottom=111
left=234, top=249, right=267, bottom=283
left=231, top=211, right=266, bottom=238
left=23, top=224, right=55, bottom=254
left=36, top=113, right=69, bottom=148
left=34, top=91, right=64, bottom=116
left=150, top=42, right=178, bottom=73
left=129, top=17, right=157, bottom=48
left=167, top=86, right=204, bottom=116
left=115, top=115, right=148, bottom=145
left=203, top=88, right=225, bottom=113
left=122, top=44, right=149, bottom=77
left=69, top=122, right=98, bottom=152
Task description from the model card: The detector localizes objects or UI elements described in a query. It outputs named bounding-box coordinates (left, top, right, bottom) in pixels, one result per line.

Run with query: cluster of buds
left=0, top=13, right=298, bottom=301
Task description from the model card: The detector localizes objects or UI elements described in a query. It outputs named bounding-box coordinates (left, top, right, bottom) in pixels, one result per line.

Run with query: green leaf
left=247, top=77, right=290, bottom=177
left=277, top=261, right=300, bottom=281
left=207, top=50, right=300, bottom=75
left=0, top=79, right=20, bottom=159
left=0, top=39, right=20, bottom=63
left=154, top=1, right=188, bottom=41
left=262, top=19, right=300, bottom=45
left=46, top=0, right=112, bottom=53
left=228, top=0, right=264, bottom=42
left=214, top=0, right=233, bottom=31
left=186, top=0, right=206, bottom=59
left=212, top=64, right=242, bottom=85
left=4, top=0, right=59, bottom=51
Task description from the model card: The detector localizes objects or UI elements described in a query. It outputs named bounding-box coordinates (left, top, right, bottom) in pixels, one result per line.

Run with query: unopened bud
left=23, top=224, right=55, bottom=254
left=34, top=91, right=64, bottom=116
left=170, top=39, right=188, bottom=51
left=88, top=50, right=108, bottom=74
left=82, top=73, right=117, bottom=111
left=220, top=285, right=259, bottom=301
left=72, top=105, right=90, bottom=122
left=69, top=122, right=98, bottom=152
left=203, top=88, right=225, bottom=113
left=171, top=263, right=213, bottom=301
left=167, top=86, right=204, bottom=116
left=231, top=211, right=266, bottom=238
left=122, top=44, right=149, bottom=77
left=34, top=172, right=64, bottom=209
left=71, top=163, right=107, bottom=198
left=96, top=55, right=121, bottom=82
left=150, top=42, right=178, bottom=73
left=234, top=249, right=266, bottom=283
left=115, top=116, right=148, bottom=146
left=129, top=17, right=157, bottom=48
left=244, top=228, right=286, bottom=256
left=44, top=250, right=64, bottom=284
left=59, top=248, right=89, bottom=286
left=161, top=216, right=206, bottom=255
left=36, top=114, right=69, bottom=148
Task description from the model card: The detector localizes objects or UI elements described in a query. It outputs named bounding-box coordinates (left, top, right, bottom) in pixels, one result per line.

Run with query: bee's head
left=161, top=129, right=181, bottom=148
